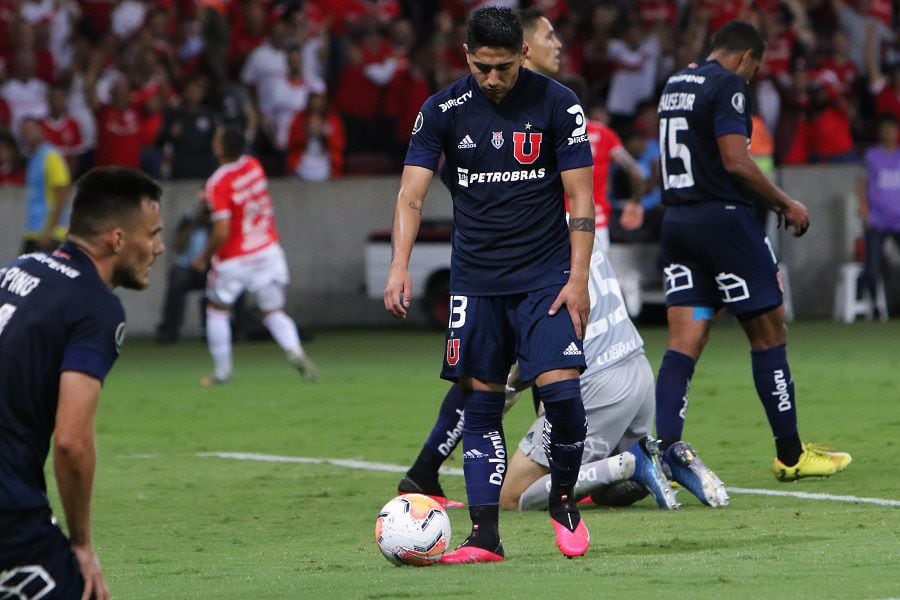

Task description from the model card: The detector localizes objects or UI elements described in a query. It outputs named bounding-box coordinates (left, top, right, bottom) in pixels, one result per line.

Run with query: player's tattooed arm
left=568, top=217, right=593, bottom=232
left=408, top=201, right=423, bottom=216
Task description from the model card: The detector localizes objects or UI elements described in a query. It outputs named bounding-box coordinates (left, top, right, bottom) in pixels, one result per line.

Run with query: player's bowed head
left=463, top=6, right=525, bottom=104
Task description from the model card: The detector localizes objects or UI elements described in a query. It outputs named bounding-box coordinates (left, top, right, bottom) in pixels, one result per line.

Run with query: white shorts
left=207, top=243, right=290, bottom=311
left=518, top=351, right=654, bottom=468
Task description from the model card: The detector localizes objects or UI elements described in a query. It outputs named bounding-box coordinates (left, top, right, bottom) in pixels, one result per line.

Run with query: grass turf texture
left=49, top=321, right=900, bottom=599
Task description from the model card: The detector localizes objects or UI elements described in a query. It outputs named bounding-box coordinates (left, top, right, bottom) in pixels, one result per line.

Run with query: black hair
left=217, top=126, right=245, bottom=161
left=710, top=20, right=765, bottom=61
left=467, top=6, right=522, bottom=54
left=69, top=167, right=162, bottom=238
left=520, top=7, right=544, bottom=35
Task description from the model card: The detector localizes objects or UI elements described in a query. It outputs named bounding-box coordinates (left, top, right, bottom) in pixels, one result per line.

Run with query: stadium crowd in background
left=0, top=0, right=899, bottom=184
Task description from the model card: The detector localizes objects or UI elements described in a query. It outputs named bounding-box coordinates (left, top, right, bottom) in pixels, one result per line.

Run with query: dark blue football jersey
left=405, top=67, right=593, bottom=295
left=657, top=59, right=754, bottom=207
left=0, top=243, right=124, bottom=519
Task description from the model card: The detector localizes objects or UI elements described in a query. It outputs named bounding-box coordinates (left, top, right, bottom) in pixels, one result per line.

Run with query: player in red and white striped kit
left=194, top=127, right=317, bottom=385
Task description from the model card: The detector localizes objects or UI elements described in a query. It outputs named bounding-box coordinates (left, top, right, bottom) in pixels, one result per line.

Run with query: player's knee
left=461, top=390, right=504, bottom=433
left=537, top=380, right=586, bottom=444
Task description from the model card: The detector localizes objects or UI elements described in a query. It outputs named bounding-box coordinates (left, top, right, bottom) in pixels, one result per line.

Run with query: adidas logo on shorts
left=563, top=342, right=582, bottom=356
left=463, top=449, right=489, bottom=460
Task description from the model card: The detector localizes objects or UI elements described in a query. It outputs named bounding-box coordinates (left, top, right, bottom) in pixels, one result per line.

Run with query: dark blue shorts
left=660, top=203, right=783, bottom=316
left=0, top=512, right=85, bottom=600
left=440, top=285, right=587, bottom=385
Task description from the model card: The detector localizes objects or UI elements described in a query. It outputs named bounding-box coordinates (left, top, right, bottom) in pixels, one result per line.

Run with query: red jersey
left=206, top=155, right=280, bottom=260
left=94, top=104, right=141, bottom=168
left=42, top=116, right=83, bottom=157
left=586, top=120, right=622, bottom=229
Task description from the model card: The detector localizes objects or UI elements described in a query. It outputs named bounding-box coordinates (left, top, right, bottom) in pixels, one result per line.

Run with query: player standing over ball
left=385, top=6, right=595, bottom=562
left=0, top=167, right=164, bottom=600
left=194, top=127, right=317, bottom=385
left=397, top=7, right=679, bottom=514
left=655, top=20, right=851, bottom=484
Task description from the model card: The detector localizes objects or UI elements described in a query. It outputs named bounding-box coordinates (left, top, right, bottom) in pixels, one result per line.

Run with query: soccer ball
left=375, top=493, right=452, bottom=566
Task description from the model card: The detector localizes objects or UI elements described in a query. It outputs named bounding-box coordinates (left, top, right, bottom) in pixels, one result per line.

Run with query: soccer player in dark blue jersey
left=0, top=167, right=164, bottom=599
left=385, top=6, right=595, bottom=562
left=654, top=20, right=850, bottom=496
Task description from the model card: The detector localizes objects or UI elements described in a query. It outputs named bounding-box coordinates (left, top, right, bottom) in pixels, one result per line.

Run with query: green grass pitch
left=49, top=320, right=900, bottom=599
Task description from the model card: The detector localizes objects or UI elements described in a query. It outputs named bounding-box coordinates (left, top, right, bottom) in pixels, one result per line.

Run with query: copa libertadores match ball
left=375, top=493, right=452, bottom=566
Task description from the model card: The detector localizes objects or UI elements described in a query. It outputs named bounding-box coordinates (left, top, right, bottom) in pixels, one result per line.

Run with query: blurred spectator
left=19, top=116, right=70, bottom=253
left=157, top=74, right=219, bottom=179
left=581, top=2, right=623, bottom=99
left=866, top=24, right=900, bottom=140
left=808, top=76, right=856, bottom=163
left=858, top=114, right=900, bottom=318
left=41, top=84, right=83, bottom=174
left=215, top=78, right=259, bottom=149
left=430, top=10, right=468, bottom=90
left=240, top=17, right=290, bottom=96
left=9, top=19, right=56, bottom=84
left=833, top=0, right=894, bottom=72
left=156, top=195, right=211, bottom=344
left=384, top=43, right=431, bottom=157
left=286, top=91, right=345, bottom=181
left=47, top=0, right=80, bottom=75
left=64, top=39, right=98, bottom=175
left=817, top=29, right=858, bottom=99
left=227, top=0, right=269, bottom=77
left=94, top=77, right=142, bottom=169
left=0, top=131, right=25, bottom=185
left=777, top=61, right=812, bottom=165
left=334, top=21, right=400, bottom=154
left=1, top=51, right=49, bottom=135
left=605, top=18, right=661, bottom=126
left=257, top=44, right=326, bottom=152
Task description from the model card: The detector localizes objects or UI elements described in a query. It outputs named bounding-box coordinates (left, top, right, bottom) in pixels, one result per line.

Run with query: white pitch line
left=199, top=451, right=900, bottom=508
left=197, top=451, right=466, bottom=476
left=726, top=487, right=900, bottom=508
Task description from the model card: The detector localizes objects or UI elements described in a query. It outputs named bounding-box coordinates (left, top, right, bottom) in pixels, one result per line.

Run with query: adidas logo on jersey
left=563, top=342, right=582, bottom=356
left=463, top=449, right=489, bottom=460
left=458, top=134, right=476, bottom=149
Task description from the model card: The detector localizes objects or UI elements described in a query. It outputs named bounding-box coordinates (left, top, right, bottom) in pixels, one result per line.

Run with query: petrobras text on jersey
left=456, top=166, right=547, bottom=188
left=658, top=92, right=696, bottom=112
left=439, top=90, right=473, bottom=113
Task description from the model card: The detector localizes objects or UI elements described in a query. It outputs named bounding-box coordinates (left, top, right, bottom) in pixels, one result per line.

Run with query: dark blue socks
left=655, top=349, right=696, bottom=450
left=406, top=384, right=465, bottom=491
left=751, top=344, right=802, bottom=464
left=535, top=379, right=586, bottom=498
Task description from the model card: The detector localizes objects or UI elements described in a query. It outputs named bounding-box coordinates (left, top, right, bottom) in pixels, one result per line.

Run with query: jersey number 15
left=659, top=117, right=694, bottom=190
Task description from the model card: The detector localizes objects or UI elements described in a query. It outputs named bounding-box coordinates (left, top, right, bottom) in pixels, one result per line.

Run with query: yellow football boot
left=773, top=443, right=852, bottom=482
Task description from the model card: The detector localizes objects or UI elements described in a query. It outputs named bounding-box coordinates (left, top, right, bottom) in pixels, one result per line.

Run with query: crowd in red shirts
left=1, top=0, right=899, bottom=183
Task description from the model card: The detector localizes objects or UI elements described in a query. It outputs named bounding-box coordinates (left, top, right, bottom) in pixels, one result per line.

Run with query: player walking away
left=386, top=6, right=596, bottom=562
left=655, top=20, right=851, bottom=489
left=194, top=127, right=317, bottom=385
left=0, top=167, right=164, bottom=600
left=396, top=6, right=677, bottom=518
